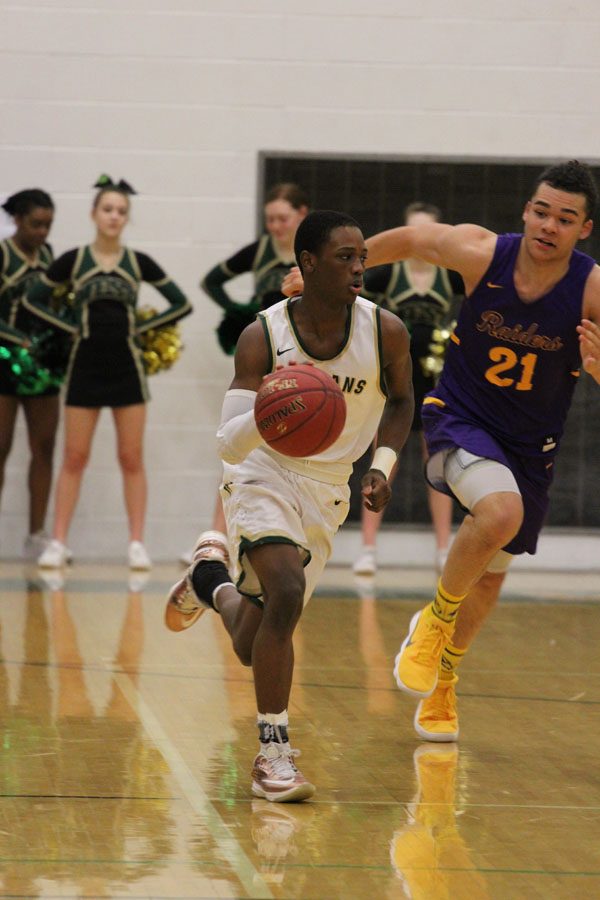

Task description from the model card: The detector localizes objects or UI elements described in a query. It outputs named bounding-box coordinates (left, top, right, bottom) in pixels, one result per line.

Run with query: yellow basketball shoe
left=414, top=675, right=459, bottom=742
left=394, top=606, right=455, bottom=698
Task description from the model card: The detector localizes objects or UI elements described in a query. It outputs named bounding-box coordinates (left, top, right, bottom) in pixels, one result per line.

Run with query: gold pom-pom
left=136, top=307, right=183, bottom=375
left=419, top=321, right=457, bottom=379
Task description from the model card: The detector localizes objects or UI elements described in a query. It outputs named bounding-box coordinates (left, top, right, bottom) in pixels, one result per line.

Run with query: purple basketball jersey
left=427, top=234, right=595, bottom=458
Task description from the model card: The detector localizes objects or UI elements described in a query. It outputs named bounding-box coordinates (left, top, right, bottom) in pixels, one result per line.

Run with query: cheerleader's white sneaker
left=128, top=541, right=152, bottom=570
left=38, top=539, right=72, bottom=569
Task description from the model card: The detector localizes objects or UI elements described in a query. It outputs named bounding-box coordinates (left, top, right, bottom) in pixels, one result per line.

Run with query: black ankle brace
left=191, top=560, right=230, bottom=609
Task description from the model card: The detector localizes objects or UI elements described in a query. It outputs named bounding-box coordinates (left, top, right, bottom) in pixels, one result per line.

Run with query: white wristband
left=370, top=446, right=397, bottom=480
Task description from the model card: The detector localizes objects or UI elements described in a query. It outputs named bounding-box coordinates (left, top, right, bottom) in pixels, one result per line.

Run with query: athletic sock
left=258, top=710, right=290, bottom=749
left=440, top=640, right=467, bottom=681
left=431, top=579, right=466, bottom=625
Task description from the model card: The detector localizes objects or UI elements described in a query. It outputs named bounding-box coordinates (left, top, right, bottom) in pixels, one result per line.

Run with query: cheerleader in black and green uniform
left=201, top=182, right=309, bottom=355
left=355, top=202, right=464, bottom=576
left=24, top=178, right=192, bottom=570
left=0, top=189, right=58, bottom=559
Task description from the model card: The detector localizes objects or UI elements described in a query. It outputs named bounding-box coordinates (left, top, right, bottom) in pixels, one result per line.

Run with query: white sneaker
left=23, top=531, right=49, bottom=560
left=128, top=541, right=152, bottom=570
left=353, top=546, right=376, bottom=576
left=38, top=539, right=71, bottom=569
left=251, top=743, right=315, bottom=803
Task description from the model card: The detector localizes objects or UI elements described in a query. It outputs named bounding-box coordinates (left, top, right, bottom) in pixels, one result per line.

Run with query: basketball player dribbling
left=165, top=210, right=414, bottom=801
left=365, top=160, right=600, bottom=742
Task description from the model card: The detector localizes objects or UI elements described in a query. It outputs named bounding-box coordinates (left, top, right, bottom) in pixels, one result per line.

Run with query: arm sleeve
left=215, top=388, right=264, bottom=465
left=200, top=242, right=259, bottom=311
left=134, top=251, right=193, bottom=333
left=21, top=249, right=79, bottom=334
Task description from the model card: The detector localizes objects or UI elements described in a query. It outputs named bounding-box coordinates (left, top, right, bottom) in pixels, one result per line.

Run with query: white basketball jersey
left=256, top=296, right=386, bottom=484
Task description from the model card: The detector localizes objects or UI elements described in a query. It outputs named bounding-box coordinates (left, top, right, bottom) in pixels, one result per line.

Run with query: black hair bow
left=93, top=174, right=137, bottom=194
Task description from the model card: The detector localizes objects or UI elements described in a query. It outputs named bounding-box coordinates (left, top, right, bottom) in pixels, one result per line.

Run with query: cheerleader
left=0, top=189, right=57, bottom=559
left=24, top=177, right=192, bottom=569
left=202, top=182, right=309, bottom=354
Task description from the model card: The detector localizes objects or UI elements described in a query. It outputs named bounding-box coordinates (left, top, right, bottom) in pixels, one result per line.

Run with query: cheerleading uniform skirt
left=65, top=335, right=149, bottom=408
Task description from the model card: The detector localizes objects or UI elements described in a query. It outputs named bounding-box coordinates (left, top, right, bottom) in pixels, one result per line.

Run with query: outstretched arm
left=361, top=310, right=414, bottom=513
left=282, top=222, right=497, bottom=298
left=366, top=222, right=496, bottom=295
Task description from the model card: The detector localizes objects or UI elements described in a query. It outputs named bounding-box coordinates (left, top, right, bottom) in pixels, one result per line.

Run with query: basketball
left=254, top=364, right=346, bottom=457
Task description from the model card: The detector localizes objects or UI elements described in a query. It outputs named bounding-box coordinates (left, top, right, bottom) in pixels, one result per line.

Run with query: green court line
left=1, top=656, right=598, bottom=707
left=2, top=856, right=598, bottom=877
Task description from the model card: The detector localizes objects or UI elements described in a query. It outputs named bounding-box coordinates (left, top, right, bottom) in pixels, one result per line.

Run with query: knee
left=118, top=448, right=143, bottom=475
left=30, top=435, right=56, bottom=462
left=474, top=494, right=523, bottom=549
left=263, top=577, right=305, bottom=637
left=232, top=638, right=253, bottom=667
left=63, top=447, right=90, bottom=474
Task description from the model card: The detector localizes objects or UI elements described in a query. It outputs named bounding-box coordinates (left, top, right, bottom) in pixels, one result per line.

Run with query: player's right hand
left=281, top=266, right=304, bottom=297
left=361, top=470, right=392, bottom=512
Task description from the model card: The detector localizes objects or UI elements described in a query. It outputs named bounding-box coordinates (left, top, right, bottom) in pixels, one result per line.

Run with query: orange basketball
left=254, top=364, right=346, bottom=457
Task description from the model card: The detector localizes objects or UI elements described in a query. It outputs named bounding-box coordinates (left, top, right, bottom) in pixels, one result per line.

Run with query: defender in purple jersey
left=365, top=160, right=600, bottom=742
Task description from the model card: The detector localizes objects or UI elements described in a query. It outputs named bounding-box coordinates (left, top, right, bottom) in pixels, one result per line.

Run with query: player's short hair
left=533, top=160, right=599, bottom=219
left=2, top=189, right=54, bottom=218
left=403, top=201, right=442, bottom=223
left=294, top=210, right=362, bottom=271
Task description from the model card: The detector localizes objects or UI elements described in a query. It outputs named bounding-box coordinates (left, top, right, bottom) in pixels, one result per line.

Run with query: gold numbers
left=485, top=347, right=538, bottom=391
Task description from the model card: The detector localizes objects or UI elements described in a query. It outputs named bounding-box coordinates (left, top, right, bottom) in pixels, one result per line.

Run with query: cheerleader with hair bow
left=25, top=176, right=192, bottom=570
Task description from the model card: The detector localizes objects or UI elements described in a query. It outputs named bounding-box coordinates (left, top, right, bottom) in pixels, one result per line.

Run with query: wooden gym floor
left=0, top=559, right=598, bottom=899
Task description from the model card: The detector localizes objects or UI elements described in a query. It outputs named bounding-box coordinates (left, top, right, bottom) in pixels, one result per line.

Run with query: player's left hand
left=577, top=318, right=600, bottom=383
left=361, top=469, right=392, bottom=512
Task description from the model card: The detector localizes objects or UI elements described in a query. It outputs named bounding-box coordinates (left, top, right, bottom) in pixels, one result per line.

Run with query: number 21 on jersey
left=485, top=346, right=538, bottom=392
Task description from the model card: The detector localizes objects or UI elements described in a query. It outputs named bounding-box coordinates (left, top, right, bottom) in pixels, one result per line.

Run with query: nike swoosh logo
left=486, top=281, right=504, bottom=289
left=276, top=347, right=294, bottom=356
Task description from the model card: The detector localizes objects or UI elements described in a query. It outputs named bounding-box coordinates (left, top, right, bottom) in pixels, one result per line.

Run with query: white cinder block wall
left=1, top=1, right=599, bottom=560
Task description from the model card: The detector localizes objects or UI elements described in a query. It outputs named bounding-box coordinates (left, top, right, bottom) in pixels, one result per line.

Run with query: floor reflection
left=390, top=744, right=490, bottom=899
left=0, top=578, right=174, bottom=898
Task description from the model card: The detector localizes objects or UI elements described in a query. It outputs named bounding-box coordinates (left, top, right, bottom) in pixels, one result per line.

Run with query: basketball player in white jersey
left=165, top=211, right=414, bottom=802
